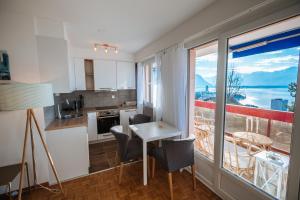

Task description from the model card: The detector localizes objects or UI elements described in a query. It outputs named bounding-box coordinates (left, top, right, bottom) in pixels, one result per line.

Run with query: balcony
left=194, top=100, right=292, bottom=199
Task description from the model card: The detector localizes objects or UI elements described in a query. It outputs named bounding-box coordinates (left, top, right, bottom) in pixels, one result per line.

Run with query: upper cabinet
left=117, top=61, right=136, bottom=89
left=94, top=60, right=117, bottom=90
left=37, top=36, right=73, bottom=93
left=73, top=58, right=86, bottom=90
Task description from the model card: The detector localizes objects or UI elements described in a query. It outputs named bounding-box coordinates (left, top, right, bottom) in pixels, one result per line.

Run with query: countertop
left=45, top=116, right=87, bottom=131
left=45, top=105, right=137, bottom=131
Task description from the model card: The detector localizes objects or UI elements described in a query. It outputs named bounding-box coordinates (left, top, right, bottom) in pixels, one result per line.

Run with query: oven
left=96, top=108, right=120, bottom=136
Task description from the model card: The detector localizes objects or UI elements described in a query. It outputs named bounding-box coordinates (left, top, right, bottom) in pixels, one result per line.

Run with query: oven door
left=97, top=115, right=120, bottom=134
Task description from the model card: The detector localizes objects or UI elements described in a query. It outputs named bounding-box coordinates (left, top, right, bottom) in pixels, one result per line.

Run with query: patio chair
left=224, top=136, right=257, bottom=179
left=194, top=127, right=213, bottom=159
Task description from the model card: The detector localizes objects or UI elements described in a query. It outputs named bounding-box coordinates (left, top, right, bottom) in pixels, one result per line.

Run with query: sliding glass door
left=222, top=18, right=300, bottom=200
left=189, top=14, right=300, bottom=200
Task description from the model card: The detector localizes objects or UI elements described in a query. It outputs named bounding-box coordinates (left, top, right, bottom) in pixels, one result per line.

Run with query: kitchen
left=39, top=32, right=140, bottom=183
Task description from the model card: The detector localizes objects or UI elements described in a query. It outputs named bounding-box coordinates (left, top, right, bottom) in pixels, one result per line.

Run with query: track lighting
left=93, top=43, right=119, bottom=54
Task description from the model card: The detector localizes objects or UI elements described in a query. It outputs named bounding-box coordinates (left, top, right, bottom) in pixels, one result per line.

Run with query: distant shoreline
left=196, top=85, right=289, bottom=90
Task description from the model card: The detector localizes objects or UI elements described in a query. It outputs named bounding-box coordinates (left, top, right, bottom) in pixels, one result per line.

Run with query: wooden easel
left=18, top=109, right=64, bottom=200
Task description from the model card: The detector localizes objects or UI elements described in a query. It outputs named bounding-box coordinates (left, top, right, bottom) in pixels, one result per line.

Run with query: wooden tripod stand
left=18, top=109, right=64, bottom=200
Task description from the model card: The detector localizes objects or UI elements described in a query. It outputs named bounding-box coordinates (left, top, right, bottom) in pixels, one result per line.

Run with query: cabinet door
left=94, top=60, right=117, bottom=90
left=117, top=61, right=136, bottom=89
left=74, top=58, right=86, bottom=90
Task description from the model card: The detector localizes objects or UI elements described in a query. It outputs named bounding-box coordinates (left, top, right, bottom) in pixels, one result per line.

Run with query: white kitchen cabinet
left=37, top=36, right=73, bottom=93
left=46, top=126, right=89, bottom=184
left=117, top=61, right=136, bottom=89
left=94, top=60, right=117, bottom=90
left=120, top=109, right=137, bottom=134
left=87, top=112, right=97, bottom=142
left=74, top=58, right=86, bottom=90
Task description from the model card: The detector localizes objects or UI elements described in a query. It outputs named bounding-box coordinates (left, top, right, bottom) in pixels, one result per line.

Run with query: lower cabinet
left=46, top=126, right=89, bottom=184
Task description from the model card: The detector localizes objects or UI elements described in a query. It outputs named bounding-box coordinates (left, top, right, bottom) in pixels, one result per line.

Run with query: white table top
left=254, top=151, right=289, bottom=169
left=129, top=121, right=181, bottom=142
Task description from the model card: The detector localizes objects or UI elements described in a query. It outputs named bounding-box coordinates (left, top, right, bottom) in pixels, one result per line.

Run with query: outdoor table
left=232, top=131, right=273, bottom=149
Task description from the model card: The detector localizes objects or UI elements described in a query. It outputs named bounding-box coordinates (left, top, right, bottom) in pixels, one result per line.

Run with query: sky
left=195, top=46, right=300, bottom=79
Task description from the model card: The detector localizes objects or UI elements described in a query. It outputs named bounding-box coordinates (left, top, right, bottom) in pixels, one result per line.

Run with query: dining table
left=129, top=121, right=181, bottom=186
left=232, top=131, right=273, bottom=149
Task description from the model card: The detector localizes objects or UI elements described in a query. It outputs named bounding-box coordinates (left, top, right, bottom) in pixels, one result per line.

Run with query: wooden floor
left=20, top=162, right=221, bottom=200
left=89, top=140, right=118, bottom=173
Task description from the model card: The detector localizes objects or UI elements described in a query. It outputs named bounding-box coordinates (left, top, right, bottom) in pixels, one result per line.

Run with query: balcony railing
left=195, top=100, right=293, bottom=155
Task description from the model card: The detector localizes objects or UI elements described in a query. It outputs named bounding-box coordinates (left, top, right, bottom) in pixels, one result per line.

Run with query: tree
left=288, top=82, right=297, bottom=111
left=227, top=68, right=242, bottom=104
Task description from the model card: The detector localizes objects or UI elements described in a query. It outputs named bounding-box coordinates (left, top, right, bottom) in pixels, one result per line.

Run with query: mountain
left=195, top=74, right=212, bottom=87
left=240, top=67, right=297, bottom=86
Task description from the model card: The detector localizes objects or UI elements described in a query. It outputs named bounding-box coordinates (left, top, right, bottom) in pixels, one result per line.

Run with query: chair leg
left=191, top=164, right=196, bottom=190
left=151, top=157, right=156, bottom=178
left=168, top=172, right=173, bottom=200
left=8, top=182, right=12, bottom=200
left=119, top=162, right=124, bottom=184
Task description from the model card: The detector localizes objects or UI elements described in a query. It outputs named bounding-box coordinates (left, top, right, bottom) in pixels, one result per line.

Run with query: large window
left=222, top=20, right=299, bottom=200
left=143, top=59, right=158, bottom=105
left=189, top=15, right=300, bottom=200
left=190, top=41, right=218, bottom=161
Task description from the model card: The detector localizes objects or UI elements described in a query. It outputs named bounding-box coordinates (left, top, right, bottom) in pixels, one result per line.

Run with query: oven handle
left=97, top=115, right=120, bottom=119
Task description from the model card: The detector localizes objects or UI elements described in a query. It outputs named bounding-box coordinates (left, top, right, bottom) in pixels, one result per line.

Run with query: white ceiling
left=2, top=0, right=215, bottom=53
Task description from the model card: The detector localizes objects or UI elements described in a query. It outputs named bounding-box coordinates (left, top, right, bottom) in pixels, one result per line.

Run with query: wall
left=0, top=11, right=49, bottom=193
left=134, top=0, right=297, bottom=61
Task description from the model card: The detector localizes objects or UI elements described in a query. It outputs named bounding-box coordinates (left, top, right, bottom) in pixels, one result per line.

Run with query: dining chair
left=129, top=114, right=151, bottom=125
left=110, top=126, right=143, bottom=184
left=151, top=136, right=196, bottom=200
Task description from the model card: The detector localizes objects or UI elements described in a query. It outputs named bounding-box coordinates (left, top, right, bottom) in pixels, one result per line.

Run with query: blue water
left=196, top=87, right=295, bottom=109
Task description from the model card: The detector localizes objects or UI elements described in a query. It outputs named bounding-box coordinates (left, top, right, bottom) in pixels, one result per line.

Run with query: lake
left=239, top=87, right=294, bottom=109
left=195, top=86, right=295, bottom=109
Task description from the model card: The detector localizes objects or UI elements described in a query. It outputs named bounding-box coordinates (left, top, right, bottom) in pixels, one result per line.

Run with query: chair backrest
left=162, top=135, right=195, bottom=172
left=110, top=126, right=129, bottom=162
left=143, top=104, right=153, bottom=120
left=131, top=114, right=151, bottom=124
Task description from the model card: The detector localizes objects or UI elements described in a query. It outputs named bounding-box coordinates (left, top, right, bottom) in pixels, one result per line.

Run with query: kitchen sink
left=62, top=113, right=83, bottom=119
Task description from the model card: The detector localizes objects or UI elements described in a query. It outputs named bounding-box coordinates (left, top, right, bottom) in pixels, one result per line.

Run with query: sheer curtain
left=137, top=62, right=144, bottom=114
left=155, top=43, right=188, bottom=136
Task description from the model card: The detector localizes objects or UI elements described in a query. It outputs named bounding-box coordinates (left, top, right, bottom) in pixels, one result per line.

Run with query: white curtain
left=155, top=43, right=188, bottom=136
left=137, top=62, right=144, bottom=114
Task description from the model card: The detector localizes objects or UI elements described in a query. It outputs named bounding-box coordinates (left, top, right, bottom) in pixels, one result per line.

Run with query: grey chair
left=111, top=126, right=152, bottom=184
left=152, top=136, right=196, bottom=200
left=129, top=114, right=151, bottom=125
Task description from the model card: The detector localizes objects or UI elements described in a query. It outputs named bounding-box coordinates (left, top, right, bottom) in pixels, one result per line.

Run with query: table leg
left=143, top=140, right=147, bottom=186
left=254, top=160, right=259, bottom=186
left=276, top=170, right=283, bottom=199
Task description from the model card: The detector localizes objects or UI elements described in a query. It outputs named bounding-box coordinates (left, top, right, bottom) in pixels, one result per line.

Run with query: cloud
left=233, top=65, right=291, bottom=74
left=265, top=50, right=283, bottom=55
left=255, top=55, right=298, bottom=65
left=196, top=53, right=217, bottom=62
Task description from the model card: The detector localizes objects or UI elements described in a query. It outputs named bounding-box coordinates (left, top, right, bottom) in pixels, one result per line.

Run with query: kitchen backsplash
left=55, top=89, right=136, bottom=108
left=44, top=89, right=136, bottom=127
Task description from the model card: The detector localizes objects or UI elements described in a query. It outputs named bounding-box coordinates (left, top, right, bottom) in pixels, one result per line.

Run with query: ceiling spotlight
left=104, top=48, right=108, bottom=53
left=94, top=46, right=97, bottom=52
left=115, top=48, right=118, bottom=54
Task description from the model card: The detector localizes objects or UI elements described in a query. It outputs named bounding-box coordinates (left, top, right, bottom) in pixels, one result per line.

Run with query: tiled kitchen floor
left=89, top=140, right=119, bottom=173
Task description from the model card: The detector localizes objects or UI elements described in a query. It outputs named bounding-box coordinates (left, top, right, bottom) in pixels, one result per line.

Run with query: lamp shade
left=0, top=82, right=54, bottom=111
